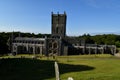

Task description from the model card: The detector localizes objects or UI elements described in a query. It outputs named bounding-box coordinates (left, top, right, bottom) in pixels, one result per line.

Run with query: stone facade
left=11, top=12, right=116, bottom=56
left=12, top=37, right=45, bottom=55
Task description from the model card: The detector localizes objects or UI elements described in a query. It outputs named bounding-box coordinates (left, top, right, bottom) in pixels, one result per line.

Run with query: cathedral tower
left=51, top=12, right=67, bottom=38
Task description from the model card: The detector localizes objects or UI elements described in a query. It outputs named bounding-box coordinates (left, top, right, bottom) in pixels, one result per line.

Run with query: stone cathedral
left=11, top=12, right=116, bottom=56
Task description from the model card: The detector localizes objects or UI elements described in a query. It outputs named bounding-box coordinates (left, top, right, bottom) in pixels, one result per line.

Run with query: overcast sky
left=0, top=0, right=120, bottom=36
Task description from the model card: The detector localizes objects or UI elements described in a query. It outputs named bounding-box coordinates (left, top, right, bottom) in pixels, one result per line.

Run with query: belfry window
left=56, top=27, right=59, bottom=34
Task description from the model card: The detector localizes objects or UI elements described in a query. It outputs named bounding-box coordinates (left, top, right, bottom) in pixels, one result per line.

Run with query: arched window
left=53, top=42, right=58, bottom=49
left=36, top=47, right=40, bottom=54
left=23, top=46, right=27, bottom=51
left=30, top=47, right=33, bottom=53
left=49, top=42, right=52, bottom=48
left=56, top=27, right=59, bottom=34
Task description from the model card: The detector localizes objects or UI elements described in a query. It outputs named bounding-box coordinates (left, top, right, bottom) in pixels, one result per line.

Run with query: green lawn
left=0, top=54, right=120, bottom=80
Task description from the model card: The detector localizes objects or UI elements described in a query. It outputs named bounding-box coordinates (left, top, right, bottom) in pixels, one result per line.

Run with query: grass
left=0, top=54, right=120, bottom=80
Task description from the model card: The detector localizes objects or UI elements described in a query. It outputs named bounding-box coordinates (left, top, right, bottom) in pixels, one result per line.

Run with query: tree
left=81, top=34, right=94, bottom=44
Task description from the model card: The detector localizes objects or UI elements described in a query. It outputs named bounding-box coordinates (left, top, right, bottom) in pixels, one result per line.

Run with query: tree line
left=80, top=34, right=120, bottom=47
left=0, top=32, right=120, bottom=54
